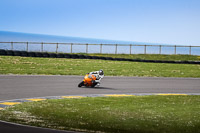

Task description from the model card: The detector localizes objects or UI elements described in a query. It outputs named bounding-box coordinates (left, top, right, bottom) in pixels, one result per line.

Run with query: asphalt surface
left=0, top=120, right=77, bottom=133
left=0, top=75, right=200, bottom=133
left=0, top=75, right=200, bottom=101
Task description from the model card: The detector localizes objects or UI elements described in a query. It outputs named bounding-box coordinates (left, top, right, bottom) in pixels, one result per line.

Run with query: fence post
left=115, top=44, right=117, bottom=54
left=159, top=45, right=162, bottom=54
left=11, top=42, right=13, bottom=50
left=174, top=45, right=176, bottom=55
left=130, top=44, right=132, bottom=54
left=189, top=46, right=191, bottom=55
left=26, top=42, right=29, bottom=52
left=144, top=45, right=146, bottom=54
left=41, top=42, right=43, bottom=52
left=71, top=43, right=73, bottom=53
left=86, top=43, right=88, bottom=53
left=56, top=43, right=58, bottom=53
left=100, top=44, right=102, bottom=54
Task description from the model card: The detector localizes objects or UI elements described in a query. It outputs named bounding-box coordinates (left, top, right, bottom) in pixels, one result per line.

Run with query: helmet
left=99, top=69, right=104, bottom=75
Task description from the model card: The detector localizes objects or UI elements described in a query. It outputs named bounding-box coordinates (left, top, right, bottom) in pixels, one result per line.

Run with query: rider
left=78, top=69, right=104, bottom=87
left=89, top=69, right=104, bottom=86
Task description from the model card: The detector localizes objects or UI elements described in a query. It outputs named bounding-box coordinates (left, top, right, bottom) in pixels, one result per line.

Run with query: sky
left=0, top=0, right=200, bottom=45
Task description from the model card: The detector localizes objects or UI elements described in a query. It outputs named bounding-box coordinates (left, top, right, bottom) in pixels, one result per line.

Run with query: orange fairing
left=83, top=74, right=96, bottom=86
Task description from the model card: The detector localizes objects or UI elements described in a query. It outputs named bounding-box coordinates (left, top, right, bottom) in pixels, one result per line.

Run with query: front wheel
left=78, top=81, right=84, bottom=87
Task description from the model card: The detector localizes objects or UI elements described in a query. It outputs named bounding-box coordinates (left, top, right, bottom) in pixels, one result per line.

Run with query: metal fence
left=0, top=42, right=200, bottom=55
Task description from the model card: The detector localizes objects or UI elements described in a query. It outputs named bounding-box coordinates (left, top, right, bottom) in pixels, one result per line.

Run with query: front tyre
left=78, top=81, right=84, bottom=87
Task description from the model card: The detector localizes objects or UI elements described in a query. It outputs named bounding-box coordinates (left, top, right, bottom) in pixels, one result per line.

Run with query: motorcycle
left=78, top=69, right=104, bottom=87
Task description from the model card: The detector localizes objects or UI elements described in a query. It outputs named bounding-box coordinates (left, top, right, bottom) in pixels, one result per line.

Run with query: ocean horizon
left=0, top=31, right=199, bottom=55
left=0, top=31, right=150, bottom=45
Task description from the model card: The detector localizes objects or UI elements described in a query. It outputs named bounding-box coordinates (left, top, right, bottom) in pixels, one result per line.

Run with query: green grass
left=0, top=96, right=200, bottom=133
left=78, top=53, right=200, bottom=61
left=0, top=56, right=200, bottom=77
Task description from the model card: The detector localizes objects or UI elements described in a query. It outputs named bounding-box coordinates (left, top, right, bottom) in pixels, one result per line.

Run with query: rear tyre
left=78, top=81, right=84, bottom=87
left=91, top=82, right=98, bottom=88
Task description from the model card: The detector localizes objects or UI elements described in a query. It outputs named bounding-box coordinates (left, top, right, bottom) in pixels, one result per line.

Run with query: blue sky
left=0, top=0, right=200, bottom=45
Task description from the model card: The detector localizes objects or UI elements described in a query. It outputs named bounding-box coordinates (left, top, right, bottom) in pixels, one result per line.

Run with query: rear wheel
left=91, top=82, right=98, bottom=88
left=78, top=81, right=84, bottom=87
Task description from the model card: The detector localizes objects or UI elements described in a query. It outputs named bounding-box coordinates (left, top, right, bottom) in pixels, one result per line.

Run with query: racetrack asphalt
left=0, top=75, right=200, bottom=133
left=0, top=75, right=200, bottom=101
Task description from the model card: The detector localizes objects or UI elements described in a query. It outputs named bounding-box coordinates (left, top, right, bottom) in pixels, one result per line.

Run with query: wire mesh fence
left=0, top=42, right=199, bottom=55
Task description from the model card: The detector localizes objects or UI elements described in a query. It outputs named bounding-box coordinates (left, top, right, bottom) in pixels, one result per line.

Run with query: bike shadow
left=84, top=87, right=117, bottom=90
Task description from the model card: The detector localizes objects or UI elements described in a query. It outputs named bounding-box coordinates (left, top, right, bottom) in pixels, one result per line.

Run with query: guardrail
left=0, top=42, right=199, bottom=55
left=1, top=49, right=200, bottom=64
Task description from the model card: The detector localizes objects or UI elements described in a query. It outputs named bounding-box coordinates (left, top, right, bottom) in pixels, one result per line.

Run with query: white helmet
left=99, top=69, right=104, bottom=75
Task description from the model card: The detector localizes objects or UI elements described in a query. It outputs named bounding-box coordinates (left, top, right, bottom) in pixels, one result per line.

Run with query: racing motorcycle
left=78, top=69, right=104, bottom=87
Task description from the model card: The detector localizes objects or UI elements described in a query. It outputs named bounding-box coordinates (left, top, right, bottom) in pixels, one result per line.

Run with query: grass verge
left=0, top=56, right=200, bottom=77
left=78, top=53, right=200, bottom=61
left=0, top=96, right=200, bottom=133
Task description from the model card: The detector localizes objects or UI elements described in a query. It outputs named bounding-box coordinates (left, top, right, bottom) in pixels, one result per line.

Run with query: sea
left=0, top=31, right=199, bottom=55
